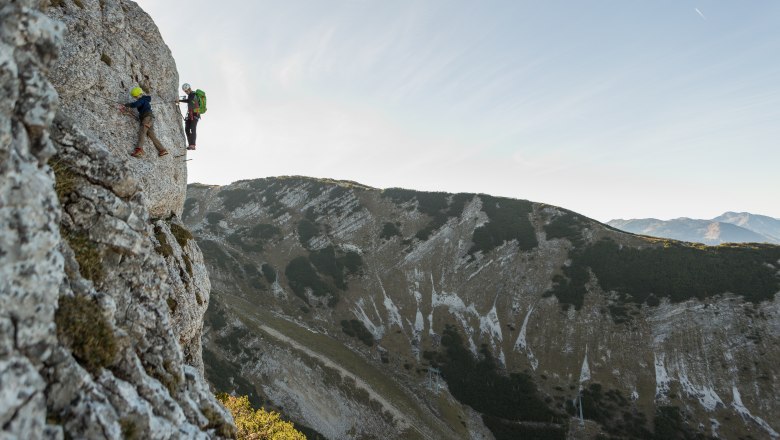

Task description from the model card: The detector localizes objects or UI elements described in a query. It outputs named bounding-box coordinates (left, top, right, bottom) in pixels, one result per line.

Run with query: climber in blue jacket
left=121, top=86, right=168, bottom=158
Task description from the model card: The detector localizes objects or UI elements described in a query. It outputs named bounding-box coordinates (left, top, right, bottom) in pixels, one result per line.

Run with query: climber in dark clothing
left=122, top=86, right=168, bottom=158
left=179, top=83, right=199, bottom=150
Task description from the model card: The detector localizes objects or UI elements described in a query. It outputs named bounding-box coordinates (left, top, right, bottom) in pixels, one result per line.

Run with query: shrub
left=469, top=195, right=537, bottom=256
left=380, top=222, right=401, bottom=240
left=382, top=189, right=472, bottom=241
left=169, top=223, right=193, bottom=248
left=63, top=229, right=104, bottom=283
left=297, top=219, right=319, bottom=247
left=340, top=319, right=374, bottom=346
left=428, top=325, right=561, bottom=432
left=285, top=256, right=330, bottom=301
left=206, top=212, right=225, bottom=225
left=547, top=238, right=780, bottom=314
left=49, top=159, right=79, bottom=203
left=310, top=246, right=346, bottom=289
left=100, top=53, right=112, bottom=66
left=154, top=226, right=173, bottom=257
left=261, top=263, right=276, bottom=284
left=544, top=211, right=585, bottom=247
left=216, top=394, right=305, bottom=440
left=55, top=295, right=118, bottom=373
left=219, top=188, right=255, bottom=211
left=574, top=383, right=651, bottom=438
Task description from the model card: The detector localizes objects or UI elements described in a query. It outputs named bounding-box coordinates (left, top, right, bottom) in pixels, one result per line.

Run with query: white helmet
left=181, top=83, right=191, bottom=91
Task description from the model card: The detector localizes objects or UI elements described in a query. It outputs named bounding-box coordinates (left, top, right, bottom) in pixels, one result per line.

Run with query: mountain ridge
left=187, top=175, right=780, bottom=440
left=608, top=213, right=780, bottom=245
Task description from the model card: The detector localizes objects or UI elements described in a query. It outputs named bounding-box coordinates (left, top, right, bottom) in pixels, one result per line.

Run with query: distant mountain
left=608, top=214, right=780, bottom=245
left=714, top=212, right=780, bottom=242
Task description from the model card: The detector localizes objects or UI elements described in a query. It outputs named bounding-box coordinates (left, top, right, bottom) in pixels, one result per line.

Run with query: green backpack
left=194, top=89, right=207, bottom=114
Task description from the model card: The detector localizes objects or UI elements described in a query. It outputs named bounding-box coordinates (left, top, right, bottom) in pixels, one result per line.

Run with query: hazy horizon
left=136, top=0, right=780, bottom=222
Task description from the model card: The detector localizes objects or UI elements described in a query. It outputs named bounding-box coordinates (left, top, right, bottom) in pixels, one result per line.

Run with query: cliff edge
left=1, top=0, right=232, bottom=438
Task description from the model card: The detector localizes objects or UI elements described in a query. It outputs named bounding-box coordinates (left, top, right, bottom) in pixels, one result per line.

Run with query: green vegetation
left=100, top=53, right=112, bottom=66
left=544, top=211, right=585, bottom=247
left=206, top=212, right=224, bottom=225
left=308, top=246, right=363, bottom=290
left=547, top=238, right=780, bottom=313
left=216, top=394, right=305, bottom=439
left=469, top=195, right=537, bottom=257
left=425, top=325, right=563, bottom=439
left=297, top=219, right=319, bottom=247
left=342, top=250, right=363, bottom=275
left=153, top=225, right=173, bottom=257
left=571, top=384, right=651, bottom=438
left=219, top=188, right=255, bottom=211
left=340, top=319, right=374, bottom=346
left=63, top=229, right=104, bottom=284
left=653, top=406, right=701, bottom=440
left=204, top=304, right=266, bottom=407
left=169, top=222, right=193, bottom=248
left=382, top=189, right=473, bottom=241
left=585, top=240, right=780, bottom=304
left=247, top=179, right=287, bottom=216
left=282, top=246, right=364, bottom=306
left=167, top=297, right=177, bottom=314
left=481, top=415, right=566, bottom=440
left=119, top=418, right=139, bottom=440
left=55, top=295, right=118, bottom=373
left=261, top=263, right=276, bottom=284
left=204, top=347, right=264, bottom=407
left=380, top=222, right=401, bottom=240
left=243, top=263, right=267, bottom=290
left=50, top=159, right=79, bottom=203
left=284, top=256, right=330, bottom=302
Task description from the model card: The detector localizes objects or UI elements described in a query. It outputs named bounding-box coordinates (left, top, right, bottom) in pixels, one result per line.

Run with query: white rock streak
left=732, top=386, right=779, bottom=438
left=579, top=345, right=591, bottom=386
left=514, top=306, right=538, bottom=370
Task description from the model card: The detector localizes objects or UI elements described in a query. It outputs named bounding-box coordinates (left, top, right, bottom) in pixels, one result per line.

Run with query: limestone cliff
left=1, top=0, right=231, bottom=438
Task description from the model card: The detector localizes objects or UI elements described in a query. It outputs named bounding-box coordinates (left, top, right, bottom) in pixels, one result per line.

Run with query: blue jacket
left=124, top=95, right=153, bottom=119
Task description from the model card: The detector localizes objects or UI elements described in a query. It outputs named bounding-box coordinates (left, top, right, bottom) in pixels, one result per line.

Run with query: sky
left=134, top=0, right=780, bottom=222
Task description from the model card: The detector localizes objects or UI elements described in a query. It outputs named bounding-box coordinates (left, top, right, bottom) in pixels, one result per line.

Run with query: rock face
left=186, top=177, right=780, bottom=440
left=47, top=0, right=188, bottom=219
left=1, top=0, right=230, bottom=438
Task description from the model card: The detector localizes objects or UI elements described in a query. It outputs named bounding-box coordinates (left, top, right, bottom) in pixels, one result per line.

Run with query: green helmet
left=130, top=86, right=144, bottom=98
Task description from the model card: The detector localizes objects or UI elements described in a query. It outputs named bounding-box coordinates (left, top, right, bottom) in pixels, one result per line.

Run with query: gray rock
left=47, top=0, right=189, bottom=219
left=1, top=0, right=233, bottom=438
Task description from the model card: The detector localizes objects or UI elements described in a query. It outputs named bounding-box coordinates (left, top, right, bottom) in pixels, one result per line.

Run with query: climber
left=179, top=83, right=200, bottom=150
left=121, top=86, right=169, bottom=158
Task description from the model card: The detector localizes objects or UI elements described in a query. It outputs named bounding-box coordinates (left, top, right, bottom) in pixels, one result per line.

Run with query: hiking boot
left=158, top=150, right=169, bottom=157
left=187, top=145, right=196, bottom=150
left=130, top=147, right=144, bottom=158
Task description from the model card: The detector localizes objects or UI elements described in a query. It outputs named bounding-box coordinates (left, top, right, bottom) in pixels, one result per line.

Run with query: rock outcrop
left=47, top=0, right=187, bottom=219
left=1, top=0, right=230, bottom=438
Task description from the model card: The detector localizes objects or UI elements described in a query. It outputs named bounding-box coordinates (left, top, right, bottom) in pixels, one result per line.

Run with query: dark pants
left=185, top=117, right=199, bottom=146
